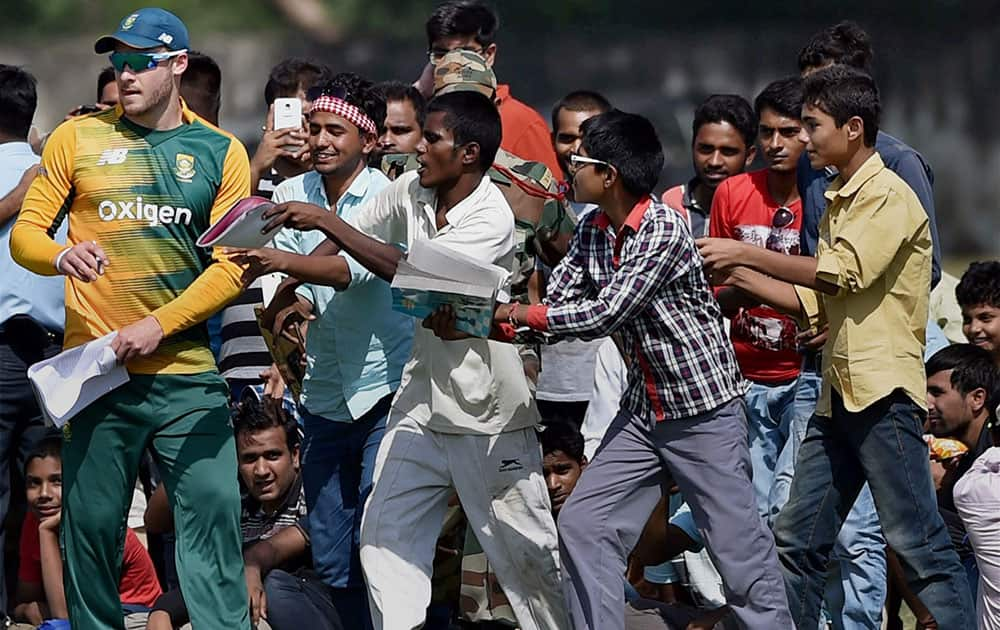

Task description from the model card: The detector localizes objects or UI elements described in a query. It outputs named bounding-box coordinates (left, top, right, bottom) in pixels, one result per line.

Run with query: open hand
left=245, top=565, right=267, bottom=626
left=227, top=247, right=290, bottom=286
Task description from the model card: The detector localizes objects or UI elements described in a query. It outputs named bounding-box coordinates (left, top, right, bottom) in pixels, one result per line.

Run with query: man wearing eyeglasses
left=422, top=1, right=562, bottom=177
left=10, top=8, right=252, bottom=630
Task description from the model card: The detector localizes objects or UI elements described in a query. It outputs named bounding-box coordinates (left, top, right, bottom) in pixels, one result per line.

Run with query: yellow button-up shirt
left=795, top=152, right=931, bottom=417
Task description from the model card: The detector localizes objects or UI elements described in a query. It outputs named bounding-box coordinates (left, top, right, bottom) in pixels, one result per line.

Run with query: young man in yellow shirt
left=704, top=65, right=975, bottom=628
left=10, top=8, right=251, bottom=629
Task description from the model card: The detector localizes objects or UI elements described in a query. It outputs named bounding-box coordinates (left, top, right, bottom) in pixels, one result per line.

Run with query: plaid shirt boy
left=516, top=196, right=746, bottom=421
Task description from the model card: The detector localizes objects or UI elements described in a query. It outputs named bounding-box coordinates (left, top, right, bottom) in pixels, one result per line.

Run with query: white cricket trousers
left=359, top=413, right=569, bottom=630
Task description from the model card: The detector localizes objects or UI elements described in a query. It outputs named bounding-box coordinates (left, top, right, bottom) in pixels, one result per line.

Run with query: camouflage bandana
left=433, top=50, right=497, bottom=98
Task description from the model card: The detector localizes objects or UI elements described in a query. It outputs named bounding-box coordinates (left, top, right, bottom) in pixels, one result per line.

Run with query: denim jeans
left=771, top=370, right=887, bottom=629
left=746, top=378, right=800, bottom=516
left=774, top=390, right=975, bottom=629
left=300, top=395, right=391, bottom=630
left=263, top=569, right=344, bottom=630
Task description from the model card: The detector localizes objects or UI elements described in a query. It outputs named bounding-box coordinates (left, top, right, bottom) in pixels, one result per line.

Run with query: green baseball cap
left=94, top=7, right=190, bottom=53
left=433, top=50, right=497, bottom=98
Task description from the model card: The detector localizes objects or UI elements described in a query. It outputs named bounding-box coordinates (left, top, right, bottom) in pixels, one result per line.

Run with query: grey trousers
left=558, top=397, right=792, bottom=630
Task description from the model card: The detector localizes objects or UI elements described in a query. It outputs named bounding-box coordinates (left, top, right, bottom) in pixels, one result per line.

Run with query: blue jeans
left=300, top=395, right=391, bottom=630
left=746, top=378, right=799, bottom=516
left=771, top=370, right=887, bottom=629
left=774, top=390, right=975, bottom=629
left=823, top=486, right=886, bottom=630
left=264, top=569, right=344, bottom=630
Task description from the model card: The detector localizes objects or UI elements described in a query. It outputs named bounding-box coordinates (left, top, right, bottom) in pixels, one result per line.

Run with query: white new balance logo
left=96, top=149, right=129, bottom=166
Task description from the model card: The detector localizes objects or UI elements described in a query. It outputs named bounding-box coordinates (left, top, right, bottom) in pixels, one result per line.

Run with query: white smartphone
left=273, top=97, right=303, bottom=131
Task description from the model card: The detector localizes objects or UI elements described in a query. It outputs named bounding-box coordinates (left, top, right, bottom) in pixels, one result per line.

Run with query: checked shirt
left=527, top=196, right=746, bottom=422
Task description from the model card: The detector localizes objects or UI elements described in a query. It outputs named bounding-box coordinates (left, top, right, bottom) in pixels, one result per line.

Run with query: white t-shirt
left=580, top=337, right=628, bottom=459
left=350, top=171, right=540, bottom=435
left=954, top=446, right=1000, bottom=630
left=536, top=201, right=603, bottom=402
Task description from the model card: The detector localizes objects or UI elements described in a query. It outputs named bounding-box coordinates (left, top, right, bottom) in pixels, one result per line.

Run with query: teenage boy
left=13, top=438, right=161, bottom=628
left=483, top=110, right=791, bottom=629
left=540, top=422, right=588, bottom=518
left=10, top=8, right=252, bottom=629
left=662, top=94, right=756, bottom=237
left=423, top=0, right=561, bottom=175
left=258, top=91, right=568, bottom=630
left=709, top=65, right=975, bottom=628
left=230, top=72, right=411, bottom=630
left=957, top=261, right=1000, bottom=367
left=708, top=77, right=806, bottom=516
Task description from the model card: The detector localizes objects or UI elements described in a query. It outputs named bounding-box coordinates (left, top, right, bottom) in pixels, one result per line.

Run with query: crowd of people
left=1, top=3, right=999, bottom=630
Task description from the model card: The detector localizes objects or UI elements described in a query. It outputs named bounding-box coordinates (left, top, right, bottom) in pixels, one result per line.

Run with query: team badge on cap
left=175, top=153, right=196, bottom=182
left=122, top=13, right=139, bottom=30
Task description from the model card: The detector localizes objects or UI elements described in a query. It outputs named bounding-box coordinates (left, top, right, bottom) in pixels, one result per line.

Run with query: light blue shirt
left=0, top=142, right=66, bottom=331
left=272, top=167, right=413, bottom=421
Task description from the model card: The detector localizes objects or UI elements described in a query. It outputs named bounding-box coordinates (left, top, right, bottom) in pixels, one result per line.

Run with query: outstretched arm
left=261, top=201, right=404, bottom=283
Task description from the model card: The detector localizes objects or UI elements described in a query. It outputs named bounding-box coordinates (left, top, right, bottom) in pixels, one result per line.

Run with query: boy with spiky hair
left=956, top=261, right=1000, bottom=367
left=712, top=65, right=975, bottom=628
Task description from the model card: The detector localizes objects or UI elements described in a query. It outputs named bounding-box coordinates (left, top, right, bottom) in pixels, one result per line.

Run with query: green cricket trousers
left=60, top=372, right=249, bottom=630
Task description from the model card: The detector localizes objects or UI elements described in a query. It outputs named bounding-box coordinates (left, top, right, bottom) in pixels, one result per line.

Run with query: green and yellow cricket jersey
left=11, top=101, right=250, bottom=374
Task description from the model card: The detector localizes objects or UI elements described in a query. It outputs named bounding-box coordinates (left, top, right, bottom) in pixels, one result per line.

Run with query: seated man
left=12, top=437, right=161, bottom=628
left=888, top=344, right=1000, bottom=629
left=145, top=398, right=339, bottom=630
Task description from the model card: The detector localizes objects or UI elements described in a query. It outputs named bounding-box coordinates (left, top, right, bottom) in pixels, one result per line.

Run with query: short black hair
left=181, top=51, right=222, bottom=123
left=802, top=65, right=880, bottom=147
left=313, top=72, right=385, bottom=136
left=550, top=90, right=613, bottom=131
left=426, top=91, right=501, bottom=171
left=183, top=51, right=222, bottom=96
left=580, top=109, right=664, bottom=198
left=426, top=1, right=499, bottom=48
left=926, top=344, right=1000, bottom=421
left=97, top=66, right=116, bottom=102
left=540, top=422, right=585, bottom=464
left=798, top=21, right=874, bottom=76
left=232, top=397, right=300, bottom=453
left=956, top=261, right=1000, bottom=309
left=25, top=437, right=62, bottom=476
left=754, top=77, right=805, bottom=121
left=692, top=94, right=756, bottom=150
left=377, top=80, right=427, bottom=128
left=264, top=57, right=335, bottom=106
left=0, top=65, right=37, bottom=139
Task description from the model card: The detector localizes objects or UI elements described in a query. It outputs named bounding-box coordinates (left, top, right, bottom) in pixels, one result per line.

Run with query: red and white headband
left=310, top=95, right=377, bottom=135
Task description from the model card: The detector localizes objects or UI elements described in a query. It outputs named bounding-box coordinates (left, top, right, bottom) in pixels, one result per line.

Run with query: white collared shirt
left=351, top=170, right=540, bottom=434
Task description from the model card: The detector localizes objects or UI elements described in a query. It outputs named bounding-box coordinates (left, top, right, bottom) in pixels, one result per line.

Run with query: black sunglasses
left=305, top=84, right=351, bottom=103
left=772, top=206, right=795, bottom=229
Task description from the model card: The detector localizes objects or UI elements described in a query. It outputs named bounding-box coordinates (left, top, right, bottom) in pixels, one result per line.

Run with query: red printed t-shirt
left=709, top=170, right=802, bottom=383
left=19, top=512, right=162, bottom=607
left=495, top=85, right=561, bottom=176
